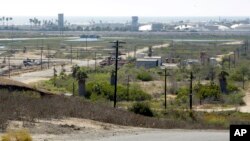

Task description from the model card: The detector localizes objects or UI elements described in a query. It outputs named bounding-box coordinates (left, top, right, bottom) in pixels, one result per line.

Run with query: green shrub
left=86, top=81, right=151, bottom=101
left=222, top=93, right=245, bottom=106
left=194, top=84, right=221, bottom=101
left=227, top=83, right=239, bottom=93
left=176, top=87, right=189, bottom=104
left=129, top=102, right=154, bottom=117
left=137, top=71, right=153, bottom=81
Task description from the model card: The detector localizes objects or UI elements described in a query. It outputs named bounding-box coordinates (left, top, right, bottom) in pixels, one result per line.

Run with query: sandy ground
left=239, top=87, right=250, bottom=113
left=1, top=118, right=229, bottom=141
left=222, top=41, right=243, bottom=45
left=121, top=43, right=169, bottom=59
left=215, top=52, right=234, bottom=62
left=1, top=118, right=148, bottom=141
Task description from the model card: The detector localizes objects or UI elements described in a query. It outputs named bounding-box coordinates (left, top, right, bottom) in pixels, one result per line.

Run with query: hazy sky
left=0, top=0, right=249, bottom=17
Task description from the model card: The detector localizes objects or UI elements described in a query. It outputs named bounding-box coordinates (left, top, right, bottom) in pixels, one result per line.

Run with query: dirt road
left=95, top=130, right=228, bottom=141
left=122, top=43, right=169, bottom=59
left=10, top=59, right=98, bottom=84
left=240, top=88, right=250, bottom=113
left=2, top=118, right=228, bottom=141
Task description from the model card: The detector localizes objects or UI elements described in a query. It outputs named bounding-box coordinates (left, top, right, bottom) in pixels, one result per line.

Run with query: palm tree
left=0, top=18, right=2, bottom=29
left=2, top=17, right=5, bottom=26
left=9, top=17, right=13, bottom=26
left=29, top=18, right=33, bottom=30
left=72, top=65, right=88, bottom=97
left=218, top=70, right=229, bottom=94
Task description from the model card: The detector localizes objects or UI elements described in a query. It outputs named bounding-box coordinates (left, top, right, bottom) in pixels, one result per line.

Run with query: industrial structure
left=58, top=13, right=64, bottom=33
left=131, top=16, right=139, bottom=31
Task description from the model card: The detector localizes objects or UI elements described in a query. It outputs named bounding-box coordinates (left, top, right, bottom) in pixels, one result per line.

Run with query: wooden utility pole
left=164, top=68, right=167, bottom=109
left=94, top=52, right=97, bottom=72
left=243, top=72, right=245, bottom=89
left=40, top=47, right=43, bottom=70
left=76, top=49, right=79, bottom=60
left=233, top=51, right=236, bottom=68
left=134, top=46, right=137, bottom=59
left=237, top=48, right=240, bottom=59
left=111, top=40, right=125, bottom=108
left=72, top=82, right=75, bottom=96
left=53, top=65, right=57, bottom=86
left=70, top=44, right=73, bottom=64
left=85, top=37, right=88, bottom=51
left=47, top=45, right=50, bottom=69
left=159, top=68, right=171, bottom=109
left=189, top=72, right=193, bottom=110
left=8, top=56, right=10, bottom=78
left=126, top=75, right=130, bottom=101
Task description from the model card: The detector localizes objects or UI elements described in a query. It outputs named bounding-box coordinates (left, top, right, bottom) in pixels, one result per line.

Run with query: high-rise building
left=131, top=16, right=139, bottom=31
left=58, top=13, right=64, bottom=30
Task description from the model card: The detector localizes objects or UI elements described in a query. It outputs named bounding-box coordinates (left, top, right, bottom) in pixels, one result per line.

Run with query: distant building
left=139, top=23, right=163, bottom=32
left=144, top=56, right=162, bottom=66
left=231, top=24, right=250, bottom=31
left=200, top=51, right=208, bottom=65
left=209, top=57, right=218, bottom=66
left=174, top=24, right=194, bottom=31
left=58, top=13, right=64, bottom=31
left=131, top=16, right=139, bottom=31
left=205, top=25, right=229, bottom=31
left=181, top=59, right=200, bottom=66
left=136, top=58, right=158, bottom=69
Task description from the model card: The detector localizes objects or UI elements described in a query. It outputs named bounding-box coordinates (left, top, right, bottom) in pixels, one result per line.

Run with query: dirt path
left=10, top=59, right=99, bottom=84
left=121, top=43, right=169, bottom=59
left=239, top=86, right=250, bottom=113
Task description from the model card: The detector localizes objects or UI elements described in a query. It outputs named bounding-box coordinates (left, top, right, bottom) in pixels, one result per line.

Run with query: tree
left=2, top=17, right=5, bottom=26
left=29, top=18, right=33, bottom=30
left=218, top=70, right=229, bottom=94
left=72, top=65, right=80, bottom=78
left=239, top=66, right=250, bottom=89
left=72, top=65, right=88, bottom=97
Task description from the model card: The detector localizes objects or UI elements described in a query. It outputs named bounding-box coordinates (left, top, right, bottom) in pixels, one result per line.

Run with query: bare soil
left=3, top=118, right=147, bottom=141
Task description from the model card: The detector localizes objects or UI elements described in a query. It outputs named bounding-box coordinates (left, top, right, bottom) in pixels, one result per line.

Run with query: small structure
left=165, top=58, right=180, bottom=63
left=139, top=23, right=163, bottom=32
left=209, top=57, right=218, bottom=66
left=136, top=53, right=146, bottom=58
left=99, top=56, right=126, bottom=67
left=144, top=56, right=162, bottom=66
left=181, top=59, right=200, bottom=66
left=136, top=58, right=158, bottom=69
left=200, top=51, right=208, bottom=65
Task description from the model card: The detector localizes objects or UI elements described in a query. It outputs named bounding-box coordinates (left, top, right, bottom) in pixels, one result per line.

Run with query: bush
left=1, top=129, right=32, bottom=141
left=129, top=102, right=154, bottom=117
left=176, top=87, right=189, bottom=104
left=222, top=93, right=245, bottom=106
left=194, top=84, right=221, bottom=101
left=227, top=83, right=239, bottom=93
left=137, top=71, right=153, bottom=81
left=86, top=81, right=151, bottom=101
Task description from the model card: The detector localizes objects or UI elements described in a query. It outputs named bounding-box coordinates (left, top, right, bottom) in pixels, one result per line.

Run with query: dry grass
left=1, top=129, right=32, bottom=141
left=0, top=89, right=209, bottom=131
left=1, top=89, right=249, bottom=131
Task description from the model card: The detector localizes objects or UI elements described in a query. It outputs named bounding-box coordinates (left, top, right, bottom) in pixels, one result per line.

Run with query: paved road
left=96, top=130, right=229, bottom=141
